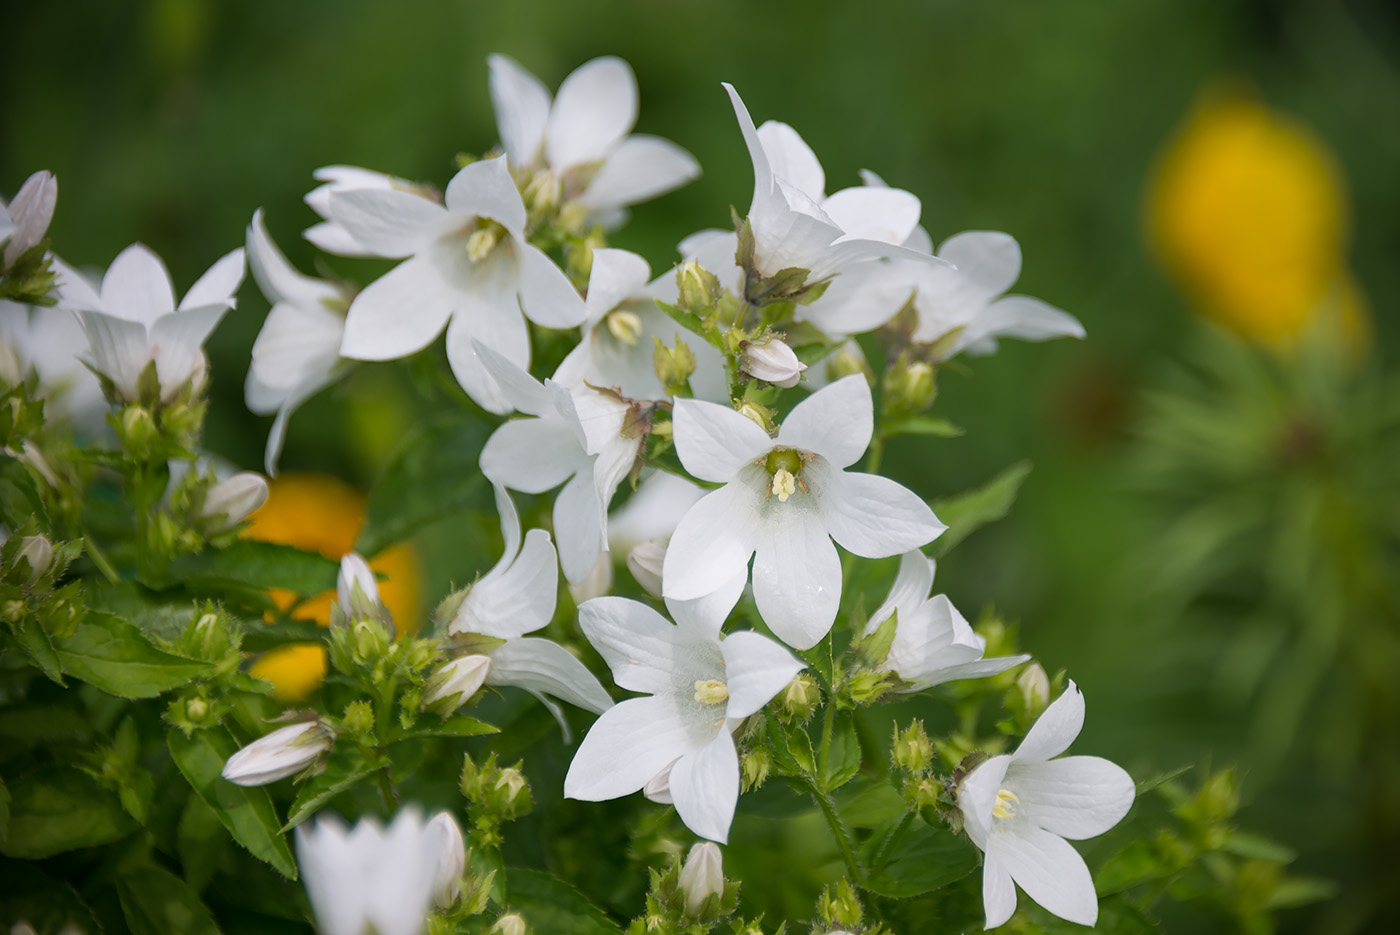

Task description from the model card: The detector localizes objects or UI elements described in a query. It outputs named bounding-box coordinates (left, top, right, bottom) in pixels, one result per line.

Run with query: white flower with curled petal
left=444, top=483, right=614, bottom=725
left=867, top=550, right=1030, bottom=689
left=331, top=155, right=586, bottom=414
left=244, top=209, right=350, bottom=474
left=662, top=375, right=945, bottom=650
left=302, top=166, right=431, bottom=257
left=476, top=343, right=640, bottom=584
left=957, top=682, right=1135, bottom=929
left=488, top=54, right=700, bottom=225
left=54, top=243, right=245, bottom=403
left=552, top=247, right=727, bottom=402
left=565, top=589, right=804, bottom=843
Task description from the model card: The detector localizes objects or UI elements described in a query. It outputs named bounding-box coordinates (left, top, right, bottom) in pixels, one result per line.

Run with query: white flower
left=445, top=483, right=614, bottom=726
left=956, top=682, right=1135, bottom=929
left=427, top=811, right=467, bottom=908
left=662, top=375, right=945, bottom=650
left=552, top=247, right=727, bottom=402
left=607, top=470, right=707, bottom=597
left=678, top=842, right=725, bottom=917
left=245, top=209, right=350, bottom=475
left=221, top=720, right=333, bottom=786
left=477, top=343, right=640, bottom=584
left=867, top=550, right=1030, bottom=689
left=488, top=55, right=700, bottom=224
left=423, top=654, right=492, bottom=712
left=740, top=336, right=806, bottom=387
left=54, top=243, right=245, bottom=403
left=2, top=171, right=57, bottom=269
left=336, top=551, right=380, bottom=612
left=332, top=155, right=586, bottom=413
left=0, top=300, right=106, bottom=429
left=302, top=166, right=428, bottom=257
left=198, top=471, right=269, bottom=533
left=565, top=591, right=804, bottom=842
left=296, top=808, right=442, bottom=935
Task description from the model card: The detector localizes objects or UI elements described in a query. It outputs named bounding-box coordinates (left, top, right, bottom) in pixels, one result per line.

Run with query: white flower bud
left=423, top=655, right=493, bottom=714
left=626, top=539, right=666, bottom=597
left=336, top=552, right=381, bottom=613
left=643, top=761, right=675, bottom=805
left=221, top=721, right=333, bottom=786
left=4, top=171, right=57, bottom=268
left=678, top=842, right=724, bottom=917
left=428, top=810, right=467, bottom=907
left=491, top=914, right=527, bottom=935
left=199, top=472, right=269, bottom=532
left=17, top=535, right=53, bottom=584
left=741, top=337, right=806, bottom=388
left=1017, top=662, right=1050, bottom=716
left=567, top=551, right=613, bottom=604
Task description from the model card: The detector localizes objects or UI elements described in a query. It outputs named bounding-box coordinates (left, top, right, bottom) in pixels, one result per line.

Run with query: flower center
left=992, top=788, right=1020, bottom=820
left=605, top=309, right=644, bottom=346
left=762, top=447, right=809, bottom=502
left=693, top=679, right=729, bottom=705
left=465, top=220, right=508, bottom=263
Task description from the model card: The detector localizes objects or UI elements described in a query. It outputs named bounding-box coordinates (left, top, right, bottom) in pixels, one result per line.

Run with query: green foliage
left=53, top=611, right=210, bottom=698
left=504, top=868, right=624, bottom=935
left=0, top=766, right=137, bottom=858
left=929, top=460, right=1032, bottom=558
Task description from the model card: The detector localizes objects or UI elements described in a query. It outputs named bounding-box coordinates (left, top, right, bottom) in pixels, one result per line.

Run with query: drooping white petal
left=963, top=295, right=1085, bottom=351
left=472, top=339, right=554, bottom=417
left=101, top=244, right=176, bottom=324
left=517, top=243, right=587, bottom=328
left=340, top=255, right=455, bottom=361
left=328, top=189, right=447, bottom=259
left=454, top=530, right=557, bottom=639
left=485, top=637, right=613, bottom=714
left=750, top=499, right=842, bottom=650
left=868, top=549, right=937, bottom=629
left=777, top=375, right=872, bottom=468
left=661, top=483, right=760, bottom=602
left=1008, top=755, right=1135, bottom=841
left=672, top=397, right=776, bottom=484
left=442, top=271, right=532, bottom=415
left=721, top=631, right=805, bottom=719
left=756, top=121, right=825, bottom=199
left=989, top=824, right=1099, bottom=927
left=564, top=695, right=708, bottom=801
left=443, top=156, right=527, bottom=237
left=180, top=248, right=246, bottom=311
left=669, top=728, right=739, bottom=843
left=554, top=471, right=605, bottom=585
left=820, top=469, right=944, bottom=558
left=247, top=210, right=339, bottom=309
left=823, top=187, right=921, bottom=246
left=1013, top=681, right=1085, bottom=763
left=250, top=302, right=343, bottom=393
left=981, top=851, right=1019, bottom=930
left=577, top=596, right=684, bottom=695
left=488, top=54, right=552, bottom=168
left=912, top=654, right=1031, bottom=688
left=261, top=372, right=337, bottom=476
left=480, top=417, right=583, bottom=494
left=547, top=56, right=638, bottom=171
left=584, top=248, right=652, bottom=325
left=580, top=135, right=701, bottom=211
left=304, top=221, right=372, bottom=257
left=936, top=231, right=1022, bottom=303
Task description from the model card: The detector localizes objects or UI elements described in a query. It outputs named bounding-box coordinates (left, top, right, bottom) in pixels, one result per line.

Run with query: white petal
left=581, top=135, right=701, bottom=211
left=822, top=187, right=921, bottom=245
left=455, top=530, right=557, bottom=639
left=821, top=469, right=945, bottom=558
left=722, top=84, right=774, bottom=208
left=777, top=375, right=871, bottom=468
left=672, top=397, right=776, bottom=484
left=982, top=851, right=1019, bottom=930
left=517, top=243, right=587, bottom=328
left=488, top=54, right=552, bottom=167
left=756, top=121, right=824, bottom=199
left=305, top=164, right=400, bottom=217
left=677, top=228, right=741, bottom=289
left=546, top=57, right=637, bottom=171
left=936, top=231, right=1021, bottom=302
left=564, top=695, right=707, bottom=800
left=963, top=295, right=1085, bottom=351
left=76, top=310, right=148, bottom=397
left=480, top=417, right=584, bottom=494
left=608, top=470, right=706, bottom=553
left=339, top=255, right=455, bottom=362
left=1014, top=681, right=1085, bottom=763
left=442, top=271, right=532, bottom=415
left=297, top=819, right=363, bottom=935
left=577, top=595, right=685, bottom=694
left=179, top=247, right=246, bottom=311
left=471, top=339, right=553, bottom=416
left=303, top=220, right=376, bottom=258
left=584, top=248, right=652, bottom=324
left=721, top=631, right=805, bottom=719
left=101, top=244, right=176, bottom=325
left=247, top=209, right=339, bottom=308
left=493, top=482, right=523, bottom=570
left=261, top=373, right=336, bottom=476
left=555, top=471, right=605, bottom=586
left=913, top=654, right=1032, bottom=688
left=52, top=257, right=104, bottom=312
left=1008, top=755, right=1135, bottom=840
left=327, top=189, right=447, bottom=259
left=661, top=484, right=760, bottom=601
left=150, top=305, right=229, bottom=397
left=485, top=637, right=614, bottom=714
left=443, top=155, right=527, bottom=236
left=250, top=301, right=343, bottom=393
left=750, top=500, right=842, bottom=650
left=989, top=824, right=1099, bottom=927
left=669, top=728, right=739, bottom=844
left=867, top=549, right=936, bottom=633
left=666, top=569, right=748, bottom=637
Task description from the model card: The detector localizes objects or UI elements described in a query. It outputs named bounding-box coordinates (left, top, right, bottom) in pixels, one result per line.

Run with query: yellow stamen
left=605, top=309, right=644, bottom=346
left=771, top=468, right=796, bottom=502
left=992, top=788, right=1020, bottom=820
left=694, top=679, right=729, bottom=705
left=466, top=227, right=500, bottom=263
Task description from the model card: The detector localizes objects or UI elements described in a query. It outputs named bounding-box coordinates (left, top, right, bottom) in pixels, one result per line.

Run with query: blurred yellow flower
left=243, top=474, right=420, bottom=701
left=1148, top=86, right=1368, bottom=350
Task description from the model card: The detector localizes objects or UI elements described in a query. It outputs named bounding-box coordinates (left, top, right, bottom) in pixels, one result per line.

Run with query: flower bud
left=779, top=673, right=820, bottom=722
left=676, top=259, right=722, bottom=312
left=336, top=552, right=381, bottom=616
left=491, top=767, right=533, bottom=818
left=883, top=353, right=936, bottom=417
left=741, top=337, right=807, bottom=388
left=16, top=535, right=53, bottom=585
left=429, top=810, right=467, bottom=907
left=341, top=700, right=375, bottom=736
left=491, top=914, right=527, bottom=935
left=1016, top=662, right=1050, bottom=719
left=824, top=339, right=873, bottom=384
left=891, top=720, right=933, bottom=773
left=653, top=335, right=697, bottom=392
left=117, top=405, right=159, bottom=452
left=185, top=696, right=210, bottom=723
left=678, top=842, right=724, bottom=917
left=198, top=472, right=269, bottom=533
left=221, top=720, right=333, bottom=786
left=4, top=171, right=57, bottom=268
left=423, top=654, right=492, bottom=715
left=740, top=748, right=770, bottom=792
left=626, top=539, right=666, bottom=597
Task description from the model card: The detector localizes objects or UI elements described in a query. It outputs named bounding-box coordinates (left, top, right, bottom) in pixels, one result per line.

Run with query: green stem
left=374, top=760, right=398, bottom=813
left=809, top=775, right=864, bottom=883
left=865, top=431, right=886, bottom=475
left=818, top=695, right=837, bottom=779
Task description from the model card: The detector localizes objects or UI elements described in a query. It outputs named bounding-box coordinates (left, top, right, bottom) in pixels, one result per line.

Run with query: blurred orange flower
left=1148, top=85, right=1368, bottom=351
left=242, top=474, right=420, bottom=701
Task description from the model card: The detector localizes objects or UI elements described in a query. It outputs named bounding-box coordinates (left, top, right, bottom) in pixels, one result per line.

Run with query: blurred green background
left=6, top=0, right=1398, bottom=931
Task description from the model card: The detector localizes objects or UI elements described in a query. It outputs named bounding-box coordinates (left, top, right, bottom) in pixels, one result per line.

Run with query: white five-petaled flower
left=565, top=591, right=804, bottom=843
left=54, top=243, right=246, bottom=403
left=331, top=154, right=586, bottom=413
left=296, top=808, right=444, bottom=935
left=1, top=171, right=57, bottom=269
left=442, top=483, right=614, bottom=726
left=552, top=247, right=727, bottom=402
left=662, top=375, right=945, bottom=650
left=221, top=720, right=333, bottom=786
left=245, top=209, right=351, bottom=475
left=957, top=682, right=1135, bottom=929
left=477, top=342, right=640, bottom=584
left=867, top=550, right=1031, bottom=689
left=488, top=54, right=700, bottom=225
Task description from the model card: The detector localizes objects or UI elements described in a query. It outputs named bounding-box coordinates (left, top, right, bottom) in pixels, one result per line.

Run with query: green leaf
left=1267, top=876, right=1339, bottom=910
left=391, top=715, right=499, bottom=742
left=859, top=816, right=979, bottom=898
left=53, top=612, right=210, bottom=698
left=929, top=460, right=1032, bottom=558
left=14, top=615, right=65, bottom=685
left=0, top=766, right=138, bottom=858
left=786, top=725, right=816, bottom=775
left=0, top=703, right=93, bottom=761
left=118, top=863, right=222, bottom=935
left=0, top=457, right=50, bottom=531
left=177, top=793, right=228, bottom=895
left=161, top=540, right=340, bottom=598
left=240, top=616, right=330, bottom=652
left=856, top=607, right=898, bottom=668
left=1135, top=764, right=1193, bottom=796
left=503, top=868, right=623, bottom=935
left=823, top=715, right=861, bottom=791
left=887, top=415, right=965, bottom=438
left=284, top=750, right=378, bottom=830
left=357, top=415, right=493, bottom=556
left=1095, top=839, right=1182, bottom=896
left=1220, top=830, right=1295, bottom=863
left=168, top=726, right=298, bottom=879
left=86, top=579, right=201, bottom=645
